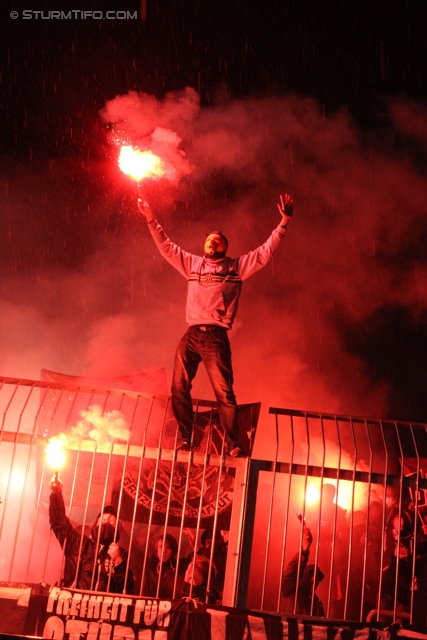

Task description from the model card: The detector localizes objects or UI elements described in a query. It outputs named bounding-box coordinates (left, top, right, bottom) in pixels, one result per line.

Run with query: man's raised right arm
left=137, top=197, right=192, bottom=277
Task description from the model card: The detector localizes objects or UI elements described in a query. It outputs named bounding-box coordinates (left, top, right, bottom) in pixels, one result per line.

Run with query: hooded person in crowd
left=49, top=475, right=134, bottom=593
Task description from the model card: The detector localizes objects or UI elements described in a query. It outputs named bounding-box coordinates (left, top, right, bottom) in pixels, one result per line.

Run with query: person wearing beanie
left=138, top=194, right=293, bottom=457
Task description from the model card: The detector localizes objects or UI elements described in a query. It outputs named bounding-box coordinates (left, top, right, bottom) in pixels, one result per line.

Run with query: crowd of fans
left=281, top=484, right=427, bottom=626
left=48, top=475, right=427, bottom=624
left=49, top=474, right=228, bottom=603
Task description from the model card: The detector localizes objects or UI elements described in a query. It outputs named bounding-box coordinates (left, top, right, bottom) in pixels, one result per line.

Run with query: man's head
left=204, top=231, right=228, bottom=257
left=97, top=505, right=117, bottom=525
left=92, top=505, right=119, bottom=546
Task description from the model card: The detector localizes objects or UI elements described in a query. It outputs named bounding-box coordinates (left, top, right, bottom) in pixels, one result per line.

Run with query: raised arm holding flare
left=138, top=194, right=293, bottom=457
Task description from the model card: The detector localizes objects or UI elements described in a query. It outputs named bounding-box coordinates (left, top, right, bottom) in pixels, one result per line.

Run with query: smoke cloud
left=2, top=88, right=427, bottom=456
left=48, top=404, right=131, bottom=451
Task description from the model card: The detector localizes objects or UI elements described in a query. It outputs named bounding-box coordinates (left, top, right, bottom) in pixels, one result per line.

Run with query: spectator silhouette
left=282, top=525, right=325, bottom=616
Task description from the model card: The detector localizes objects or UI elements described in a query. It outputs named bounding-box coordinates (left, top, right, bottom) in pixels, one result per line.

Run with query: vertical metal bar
left=0, top=381, right=28, bottom=544
left=173, top=440, right=197, bottom=598
left=126, top=395, right=154, bottom=597
left=61, top=388, right=97, bottom=588
left=408, top=423, right=420, bottom=626
left=359, top=418, right=374, bottom=622
left=121, top=393, right=143, bottom=593
left=235, top=459, right=262, bottom=608
left=139, top=396, right=169, bottom=596
left=25, top=448, right=49, bottom=582
left=26, top=385, right=71, bottom=581
left=85, top=392, right=113, bottom=591
left=205, top=416, right=227, bottom=602
left=224, top=456, right=249, bottom=607
left=69, top=439, right=98, bottom=588
left=376, top=420, right=388, bottom=618
left=276, top=413, right=295, bottom=612
left=172, top=404, right=200, bottom=599
left=41, top=386, right=96, bottom=585
left=323, top=415, right=342, bottom=618
left=260, top=405, right=281, bottom=609
left=185, top=419, right=214, bottom=600
left=342, top=417, right=358, bottom=620
left=105, top=392, right=132, bottom=593
left=61, top=387, right=82, bottom=520
left=173, top=397, right=209, bottom=596
left=155, top=398, right=186, bottom=599
left=292, top=413, right=311, bottom=615
left=311, top=415, right=326, bottom=616
left=1, top=383, right=35, bottom=580
left=173, top=407, right=216, bottom=599
left=90, top=393, right=116, bottom=591
left=8, top=385, right=50, bottom=580
left=153, top=405, right=176, bottom=599
left=52, top=387, right=83, bottom=587
left=392, top=421, right=405, bottom=624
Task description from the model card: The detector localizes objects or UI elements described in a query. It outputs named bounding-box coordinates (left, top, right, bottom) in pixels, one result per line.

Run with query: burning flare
left=118, top=146, right=164, bottom=181
left=45, top=437, right=66, bottom=470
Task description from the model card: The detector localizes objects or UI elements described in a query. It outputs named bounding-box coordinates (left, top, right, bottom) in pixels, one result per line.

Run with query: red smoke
left=2, top=89, right=427, bottom=459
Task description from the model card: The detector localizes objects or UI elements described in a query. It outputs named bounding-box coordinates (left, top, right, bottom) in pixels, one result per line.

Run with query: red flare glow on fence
left=305, top=478, right=366, bottom=513
left=118, top=146, right=164, bottom=181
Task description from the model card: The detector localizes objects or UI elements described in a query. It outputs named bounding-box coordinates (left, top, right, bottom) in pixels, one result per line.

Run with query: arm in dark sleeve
left=281, top=549, right=309, bottom=597
left=49, top=490, right=81, bottom=556
left=113, top=552, right=135, bottom=594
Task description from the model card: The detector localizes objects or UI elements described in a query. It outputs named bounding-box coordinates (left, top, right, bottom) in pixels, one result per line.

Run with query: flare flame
left=118, top=146, right=164, bottom=181
left=45, top=438, right=66, bottom=470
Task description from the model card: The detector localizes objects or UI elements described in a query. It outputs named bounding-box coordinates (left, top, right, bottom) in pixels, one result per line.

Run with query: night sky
left=1, top=0, right=427, bottom=450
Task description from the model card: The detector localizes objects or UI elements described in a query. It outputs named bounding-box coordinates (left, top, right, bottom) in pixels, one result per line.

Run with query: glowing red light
left=45, top=439, right=66, bottom=469
left=118, top=146, right=164, bottom=181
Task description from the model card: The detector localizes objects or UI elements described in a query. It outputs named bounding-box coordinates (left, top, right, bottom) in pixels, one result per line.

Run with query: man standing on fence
left=138, top=194, right=293, bottom=457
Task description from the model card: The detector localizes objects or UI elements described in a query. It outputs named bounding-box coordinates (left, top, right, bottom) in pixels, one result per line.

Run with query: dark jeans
left=171, top=325, right=239, bottom=447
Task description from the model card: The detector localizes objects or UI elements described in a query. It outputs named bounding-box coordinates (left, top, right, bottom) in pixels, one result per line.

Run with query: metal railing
left=0, top=376, right=248, bottom=607
left=1, top=376, right=427, bottom=626
left=236, top=407, right=427, bottom=627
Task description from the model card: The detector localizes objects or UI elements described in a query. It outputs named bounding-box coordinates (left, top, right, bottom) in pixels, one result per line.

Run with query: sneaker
left=228, top=446, right=247, bottom=458
left=177, top=441, right=196, bottom=452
